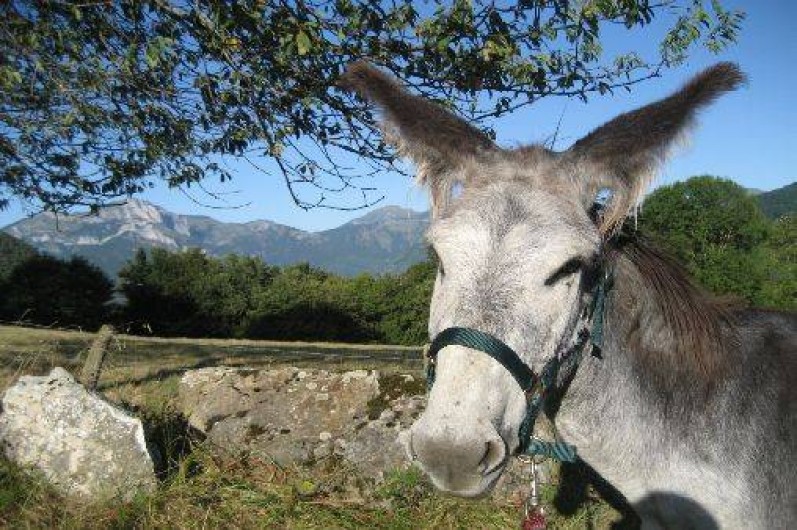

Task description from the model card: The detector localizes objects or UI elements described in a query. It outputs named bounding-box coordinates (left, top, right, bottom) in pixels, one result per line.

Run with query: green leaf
left=145, top=36, right=174, bottom=68
left=296, top=31, right=312, bottom=55
left=145, top=46, right=159, bottom=68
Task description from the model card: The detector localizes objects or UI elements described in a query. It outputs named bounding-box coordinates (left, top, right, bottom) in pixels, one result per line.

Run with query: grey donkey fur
left=340, top=62, right=796, bottom=528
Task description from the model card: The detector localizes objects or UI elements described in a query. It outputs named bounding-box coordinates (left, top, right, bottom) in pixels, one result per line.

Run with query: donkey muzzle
left=404, top=418, right=508, bottom=497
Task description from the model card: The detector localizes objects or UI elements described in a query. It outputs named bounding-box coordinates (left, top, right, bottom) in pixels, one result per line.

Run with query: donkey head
left=340, top=62, right=743, bottom=496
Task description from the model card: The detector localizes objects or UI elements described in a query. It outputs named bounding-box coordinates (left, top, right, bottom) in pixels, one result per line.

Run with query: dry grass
left=0, top=325, right=623, bottom=529
left=0, top=324, right=422, bottom=396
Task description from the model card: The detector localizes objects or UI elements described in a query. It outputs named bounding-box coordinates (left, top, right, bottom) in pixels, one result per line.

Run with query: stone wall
left=179, top=367, right=425, bottom=479
left=0, top=365, right=539, bottom=503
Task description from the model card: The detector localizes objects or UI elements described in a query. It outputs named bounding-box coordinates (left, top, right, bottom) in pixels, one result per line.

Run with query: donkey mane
left=609, top=232, right=735, bottom=383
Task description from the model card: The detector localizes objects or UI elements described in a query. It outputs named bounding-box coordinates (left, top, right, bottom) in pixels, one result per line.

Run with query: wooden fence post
left=80, top=324, right=115, bottom=390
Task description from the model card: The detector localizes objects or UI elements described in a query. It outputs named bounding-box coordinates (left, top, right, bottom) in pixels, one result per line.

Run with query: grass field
left=0, top=325, right=623, bottom=529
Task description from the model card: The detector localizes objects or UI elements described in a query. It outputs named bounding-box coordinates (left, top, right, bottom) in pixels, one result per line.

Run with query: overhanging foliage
left=1, top=0, right=743, bottom=213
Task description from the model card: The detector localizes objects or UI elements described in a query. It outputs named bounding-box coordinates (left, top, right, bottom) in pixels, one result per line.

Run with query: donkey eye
left=544, top=258, right=583, bottom=286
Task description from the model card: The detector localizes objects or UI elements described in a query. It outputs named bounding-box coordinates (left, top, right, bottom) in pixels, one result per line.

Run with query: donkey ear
left=565, top=62, right=745, bottom=232
left=339, top=62, right=496, bottom=212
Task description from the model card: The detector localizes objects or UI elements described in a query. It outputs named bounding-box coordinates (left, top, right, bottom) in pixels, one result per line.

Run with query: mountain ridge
left=757, top=182, right=797, bottom=219
left=3, top=200, right=430, bottom=278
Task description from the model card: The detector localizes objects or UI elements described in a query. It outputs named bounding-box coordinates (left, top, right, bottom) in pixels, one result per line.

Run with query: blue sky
left=1, top=0, right=794, bottom=231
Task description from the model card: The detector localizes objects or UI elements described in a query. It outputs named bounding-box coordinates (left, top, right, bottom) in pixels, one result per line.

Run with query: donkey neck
left=552, top=248, right=754, bottom=526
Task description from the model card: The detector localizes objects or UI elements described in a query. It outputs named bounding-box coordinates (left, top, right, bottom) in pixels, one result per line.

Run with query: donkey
left=340, top=62, right=796, bottom=529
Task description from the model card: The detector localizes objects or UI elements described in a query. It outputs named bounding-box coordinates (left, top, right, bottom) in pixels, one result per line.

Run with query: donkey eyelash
left=544, top=258, right=584, bottom=286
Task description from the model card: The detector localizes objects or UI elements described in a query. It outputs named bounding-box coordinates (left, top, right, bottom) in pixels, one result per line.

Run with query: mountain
left=757, top=182, right=797, bottom=219
left=2, top=200, right=429, bottom=278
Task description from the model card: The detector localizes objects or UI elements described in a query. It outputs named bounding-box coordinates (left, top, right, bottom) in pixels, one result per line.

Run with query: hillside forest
left=0, top=177, right=793, bottom=345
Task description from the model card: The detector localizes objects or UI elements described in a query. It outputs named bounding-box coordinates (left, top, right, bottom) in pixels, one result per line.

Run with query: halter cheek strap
left=424, top=269, right=613, bottom=463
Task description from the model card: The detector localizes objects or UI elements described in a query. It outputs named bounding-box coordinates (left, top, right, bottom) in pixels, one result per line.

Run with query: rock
left=389, top=394, right=426, bottom=426
left=313, top=443, right=333, bottom=460
left=0, top=367, right=157, bottom=501
left=178, top=367, right=261, bottom=432
left=378, top=409, right=396, bottom=423
left=178, top=366, right=546, bottom=495
left=345, top=419, right=409, bottom=480
left=179, top=367, right=420, bottom=477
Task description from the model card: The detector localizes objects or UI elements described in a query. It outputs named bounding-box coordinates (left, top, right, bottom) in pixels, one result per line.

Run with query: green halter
left=425, top=269, right=613, bottom=463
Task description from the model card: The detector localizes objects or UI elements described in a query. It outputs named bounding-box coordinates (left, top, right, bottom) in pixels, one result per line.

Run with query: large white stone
left=0, top=367, right=157, bottom=500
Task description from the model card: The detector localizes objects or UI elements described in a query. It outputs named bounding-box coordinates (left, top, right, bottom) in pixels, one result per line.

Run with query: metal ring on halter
left=516, top=454, right=535, bottom=465
left=517, top=439, right=549, bottom=465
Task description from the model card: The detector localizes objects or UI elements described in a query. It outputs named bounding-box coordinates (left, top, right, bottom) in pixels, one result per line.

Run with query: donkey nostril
left=478, top=437, right=507, bottom=475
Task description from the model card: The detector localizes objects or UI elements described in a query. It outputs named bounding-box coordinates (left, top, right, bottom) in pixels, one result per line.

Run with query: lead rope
left=519, top=455, right=546, bottom=530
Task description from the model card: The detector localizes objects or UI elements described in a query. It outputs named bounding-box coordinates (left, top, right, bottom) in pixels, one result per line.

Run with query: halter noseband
left=425, top=267, right=613, bottom=463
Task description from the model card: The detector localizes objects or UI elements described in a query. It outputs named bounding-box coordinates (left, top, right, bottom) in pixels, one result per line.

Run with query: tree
left=375, top=260, right=435, bottom=344
left=640, top=176, right=770, bottom=262
left=119, top=247, right=278, bottom=336
left=1, top=1, right=743, bottom=213
left=753, top=215, right=796, bottom=310
left=0, top=232, right=37, bottom=280
left=243, top=261, right=378, bottom=341
left=638, top=175, right=794, bottom=308
left=116, top=245, right=436, bottom=344
left=0, top=254, right=113, bottom=329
